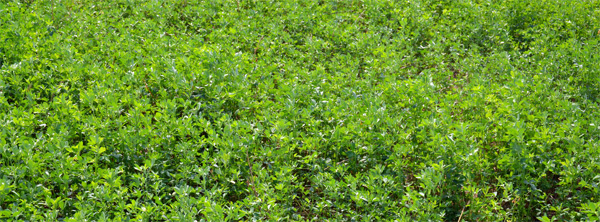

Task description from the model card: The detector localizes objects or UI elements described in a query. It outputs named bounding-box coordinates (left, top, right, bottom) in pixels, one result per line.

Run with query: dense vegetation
left=1, top=0, right=600, bottom=221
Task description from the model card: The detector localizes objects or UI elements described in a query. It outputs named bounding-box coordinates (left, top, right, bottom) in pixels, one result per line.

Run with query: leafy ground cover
left=1, top=0, right=600, bottom=221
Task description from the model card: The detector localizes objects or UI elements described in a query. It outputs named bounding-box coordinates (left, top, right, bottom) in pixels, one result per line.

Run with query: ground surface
left=1, top=0, right=600, bottom=221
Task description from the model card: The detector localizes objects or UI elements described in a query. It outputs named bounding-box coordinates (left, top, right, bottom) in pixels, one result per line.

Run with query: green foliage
left=1, top=0, right=599, bottom=221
